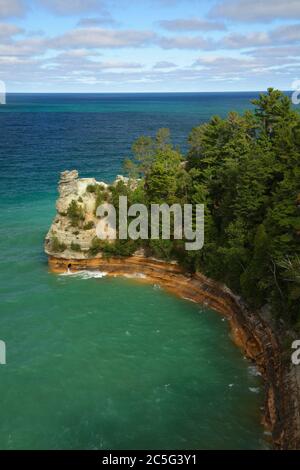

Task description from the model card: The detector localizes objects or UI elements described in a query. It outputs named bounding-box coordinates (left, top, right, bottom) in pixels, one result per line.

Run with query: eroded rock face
left=45, top=170, right=117, bottom=259
left=47, top=253, right=300, bottom=450
left=56, top=170, right=96, bottom=215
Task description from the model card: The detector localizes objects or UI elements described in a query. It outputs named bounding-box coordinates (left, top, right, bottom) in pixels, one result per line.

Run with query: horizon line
left=5, top=89, right=292, bottom=95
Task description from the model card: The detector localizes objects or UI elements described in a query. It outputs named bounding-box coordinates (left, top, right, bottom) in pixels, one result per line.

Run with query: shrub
left=51, top=236, right=67, bottom=253
left=83, top=221, right=95, bottom=230
left=94, top=189, right=109, bottom=215
left=87, top=184, right=106, bottom=193
left=71, top=242, right=81, bottom=252
left=67, top=200, right=85, bottom=227
left=89, top=237, right=103, bottom=256
left=87, top=184, right=96, bottom=193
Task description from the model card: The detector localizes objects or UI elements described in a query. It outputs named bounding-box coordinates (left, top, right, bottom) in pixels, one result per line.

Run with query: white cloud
left=271, top=24, right=300, bottom=44
left=0, top=0, right=26, bottom=18
left=158, top=35, right=214, bottom=49
left=51, top=27, right=156, bottom=49
left=210, top=0, right=300, bottom=22
left=77, top=15, right=117, bottom=27
left=0, top=37, right=46, bottom=57
left=0, top=23, right=23, bottom=39
left=153, top=61, right=177, bottom=68
left=221, top=32, right=270, bottom=49
left=37, top=0, right=107, bottom=16
left=244, top=45, right=300, bottom=58
left=158, top=18, right=226, bottom=32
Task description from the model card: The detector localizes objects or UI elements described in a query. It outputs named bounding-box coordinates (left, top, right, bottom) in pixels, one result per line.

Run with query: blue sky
left=0, top=0, right=300, bottom=92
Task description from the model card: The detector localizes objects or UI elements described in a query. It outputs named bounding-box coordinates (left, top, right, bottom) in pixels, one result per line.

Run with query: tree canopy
left=119, top=89, right=300, bottom=330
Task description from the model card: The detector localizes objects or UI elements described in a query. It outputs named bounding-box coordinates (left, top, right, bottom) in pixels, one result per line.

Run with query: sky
left=0, top=0, right=300, bottom=92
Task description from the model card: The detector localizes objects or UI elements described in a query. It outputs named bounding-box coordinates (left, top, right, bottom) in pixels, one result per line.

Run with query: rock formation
left=45, top=170, right=114, bottom=259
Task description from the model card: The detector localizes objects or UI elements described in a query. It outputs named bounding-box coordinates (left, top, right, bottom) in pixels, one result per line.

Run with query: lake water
left=0, top=92, right=266, bottom=449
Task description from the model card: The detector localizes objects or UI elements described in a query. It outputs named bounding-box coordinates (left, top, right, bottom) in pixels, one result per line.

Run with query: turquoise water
left=0, top=93, right=266, bottom=449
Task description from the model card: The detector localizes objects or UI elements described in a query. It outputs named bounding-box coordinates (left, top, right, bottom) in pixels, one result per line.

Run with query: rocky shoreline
left=48, top=253, right=300, bottom=449
left=45, top=170, right=300, bottom=449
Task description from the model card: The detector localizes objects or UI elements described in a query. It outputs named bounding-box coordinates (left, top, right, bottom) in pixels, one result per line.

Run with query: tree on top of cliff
left=187, top=88, right=300, bottom=328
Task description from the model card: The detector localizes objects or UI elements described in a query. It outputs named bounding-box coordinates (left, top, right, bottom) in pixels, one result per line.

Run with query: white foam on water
left=249, top=387, right=260, bottom=394
left=248, top=365, right=262, bottom=377
left=60, top=270, right=108, bottom=279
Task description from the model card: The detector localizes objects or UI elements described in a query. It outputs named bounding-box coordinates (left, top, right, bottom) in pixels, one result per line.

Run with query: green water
left=0, top=198, right=265, bottom=450
left=0, top=93, right=267, bottom=450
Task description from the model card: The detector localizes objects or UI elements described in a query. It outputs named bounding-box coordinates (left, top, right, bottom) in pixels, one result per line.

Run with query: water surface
left=0, top=93, right=265, bottom=449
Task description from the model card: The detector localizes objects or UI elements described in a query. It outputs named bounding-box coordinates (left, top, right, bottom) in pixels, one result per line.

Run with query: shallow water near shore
left=0, top=196, right=266, bottom=449
left=0, top=93, right=267, bottom=449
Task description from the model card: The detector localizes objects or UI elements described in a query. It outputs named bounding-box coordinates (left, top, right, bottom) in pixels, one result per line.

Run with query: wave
left=248, top=365, right=262, bottom=377
left=59, top=270, right=108, bottom=279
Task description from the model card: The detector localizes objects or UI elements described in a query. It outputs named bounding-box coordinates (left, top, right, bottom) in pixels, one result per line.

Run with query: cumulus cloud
left=210, top=0, right=300, bottom=22
left=158, top=34, right=214, bottom=49
left=77, top=15, right=117, bottom=27
left=1, top=1, right=300, bottom=90
left=221, top=32, right=270, bottom=49
left=158, top=18, right=226, bottom=32
left=46, top=51, right=143, bottom=71
left=0, top=0, right=26, bottom=18
left=38, top=0, right=107, bottom=16
left=193, top=55, right=256, bottom=71
left=0, top=23, right=23, bottom=39
left=50, top=27, right=156, bottom=49
left=243, top=45, right=300, bottom=58
left=270, top=24, right=300, bottom=44
left=0, top=37, right=46, bottom=57
left=153, top=61, right=177, bottom=68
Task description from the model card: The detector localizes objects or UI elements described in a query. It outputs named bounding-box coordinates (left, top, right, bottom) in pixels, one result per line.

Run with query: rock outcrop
left=45, top=170, right=113, bottom=259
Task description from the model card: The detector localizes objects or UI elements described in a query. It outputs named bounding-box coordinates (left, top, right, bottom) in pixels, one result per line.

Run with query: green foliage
left=83, top=221, right=95, bottom=230
left=90, top=90, right=300, bottom=330
left=51, top=236, right=66, bottom=253
left=91, top=185, right=108, bottom=215
left=102, top=239, right=138, bottom=258
left=89, top=237, right=103, bottom=256
left=71, top=242, right=81, bottom=252
left=88, top=237, right=138, bottom=257
left=67, top=200, right=85, bottom=227
left=186, top=88, right=300, bottom=329
left=86, top=184, right=96, bottom=193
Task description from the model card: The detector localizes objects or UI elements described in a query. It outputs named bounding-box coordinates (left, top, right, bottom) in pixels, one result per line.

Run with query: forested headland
left=87, top=89, right=300, bottom=331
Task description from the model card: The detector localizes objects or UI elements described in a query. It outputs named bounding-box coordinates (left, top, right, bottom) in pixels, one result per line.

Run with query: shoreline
left=48, top=253, right=300, bottom=450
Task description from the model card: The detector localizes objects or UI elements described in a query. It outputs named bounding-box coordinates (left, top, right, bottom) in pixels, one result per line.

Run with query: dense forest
left=95, top=89, right=300, bottom=330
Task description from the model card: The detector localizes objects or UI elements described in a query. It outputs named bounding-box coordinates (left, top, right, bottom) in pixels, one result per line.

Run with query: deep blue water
left=0, top=92, right=260, bottom=201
